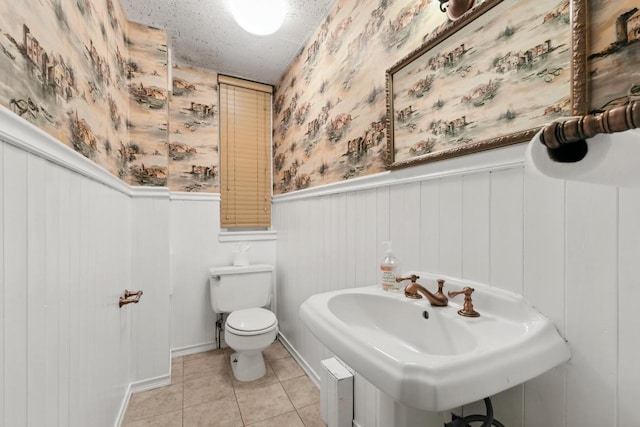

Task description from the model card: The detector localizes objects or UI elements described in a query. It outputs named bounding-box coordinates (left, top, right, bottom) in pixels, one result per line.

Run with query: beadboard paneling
left=169, top=198, right=218, bottom=352
left=461, top=172, right=490, bottom=283
left=2, top=142, right=129, bottom=427
left=0, top=143, right=4, bottom=426
left=522, top=173, right=567, bottom=427
left=419, top=180, right=440, bottom=273
left=617, top=187, right=640, bottom=426
left=390, top=182, right=421, bottom=271
left=1, top=127, right=171, bottom=427
left=27, top=155, right=47, bottom=427
left=131, top=195, right=171, bottom=382
left=490, top=167, right=524, bottom=294
left=565, top=182, right=618, bottom=427
left=4, top=144, right=28, bottom=427
left=273, top=149, right=638, bottom=426
left=168, top=195, right=277, bottom=356
left=439, top=176, right=463, bottom=277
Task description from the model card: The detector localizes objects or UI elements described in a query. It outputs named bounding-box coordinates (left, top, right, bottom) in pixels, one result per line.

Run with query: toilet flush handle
left=212, top=275, right=221, bottom=281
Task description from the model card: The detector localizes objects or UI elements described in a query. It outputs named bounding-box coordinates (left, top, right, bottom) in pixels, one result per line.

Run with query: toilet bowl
left=225, top=307, right=278, bottom=381
left=209, top=264, right=277, bottom=382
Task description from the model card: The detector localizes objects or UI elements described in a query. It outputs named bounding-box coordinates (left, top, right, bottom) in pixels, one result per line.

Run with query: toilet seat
left=226, top=308, right=277, bottom=336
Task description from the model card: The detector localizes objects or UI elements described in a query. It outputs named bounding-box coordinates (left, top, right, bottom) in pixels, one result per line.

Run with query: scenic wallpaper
left=0, top=0, right=637, bottom=194
left=588, top=0, right=640, bottom=111
left=272, top=0, right=450, bottom=194
left=0, top=0, right=130, bottom=178
left=169, top=64, right=219, bottom=192
left=127, top=22, right=168, bottom=187
left=392, top=0, right=571, bottom=164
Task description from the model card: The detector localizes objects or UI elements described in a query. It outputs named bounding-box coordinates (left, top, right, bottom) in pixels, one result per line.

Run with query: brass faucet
left=397, top=275, right=448, bottom=307
left=448, top=286, right=480, bottom=317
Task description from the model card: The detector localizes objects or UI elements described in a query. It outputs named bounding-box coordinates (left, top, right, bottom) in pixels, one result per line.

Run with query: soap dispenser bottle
left=380, top=241, right=400, bottom=292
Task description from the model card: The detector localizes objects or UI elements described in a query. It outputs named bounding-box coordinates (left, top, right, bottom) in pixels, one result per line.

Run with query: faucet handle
left=447, top=286, right=480, bottom=317
left=395, top=274, right=419, bottom=283
left=398, top=275, right=421, bottom=299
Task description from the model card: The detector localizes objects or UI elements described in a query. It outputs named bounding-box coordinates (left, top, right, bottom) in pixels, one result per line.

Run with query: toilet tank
left=208, top=264, right=274, bottom=313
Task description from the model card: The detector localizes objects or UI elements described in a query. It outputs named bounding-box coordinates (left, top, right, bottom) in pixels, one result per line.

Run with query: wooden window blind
left=218, top=75, right=272, bottom=228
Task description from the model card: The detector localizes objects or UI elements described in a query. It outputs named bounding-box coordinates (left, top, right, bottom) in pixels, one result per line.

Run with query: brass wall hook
left=119, top=290, right=143, bottom=308
left=448, top=286, right=479, bottom=317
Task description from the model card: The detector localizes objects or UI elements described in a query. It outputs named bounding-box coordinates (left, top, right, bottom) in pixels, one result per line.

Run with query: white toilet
left=208, top=264, right=277, bottom=382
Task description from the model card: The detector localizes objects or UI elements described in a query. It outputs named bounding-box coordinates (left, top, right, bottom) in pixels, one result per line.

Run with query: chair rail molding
left=0, top=105, right=130, bottom=196
left=273, top=143, right=526, bottom=203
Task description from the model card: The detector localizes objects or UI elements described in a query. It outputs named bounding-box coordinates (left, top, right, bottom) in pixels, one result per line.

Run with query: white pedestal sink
left=299, top=272, right=570, bottom=416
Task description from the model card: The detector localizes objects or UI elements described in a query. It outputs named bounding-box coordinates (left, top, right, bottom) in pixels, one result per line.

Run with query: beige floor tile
left=184, top=352, right=229, bottom=382
left=123, top=383, right=183, bottom=424
left=184, top=370, right=235, bottom=408
left=263, top=340, right=290, bottom=362
left=297, top=403, right=327, bottom=427
left=183, top=395, right=243, bottom=427
left=231, top=363, right=279, bottom=394
left=184, top=349, right=226, bottom=362
left=281, top=375, right=320, bottom=409
left=122, top=409, right=182, bottom=427
left=236, top=382, right=295, bottom=425
left=269, top=356, right=305, bottom=382
left=171, top=357, right=184, bottom=384
left=245, top=410, right=304, bottom=427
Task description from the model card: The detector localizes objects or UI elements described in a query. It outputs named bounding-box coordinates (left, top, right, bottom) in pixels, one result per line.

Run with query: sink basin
left=328, top=292, right=477, bottom=356
left=299, top=272, right=570, bottom=412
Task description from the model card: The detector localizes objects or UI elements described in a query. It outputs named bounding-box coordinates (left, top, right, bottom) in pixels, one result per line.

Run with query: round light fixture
left=231, top=0, right=287, bottom=36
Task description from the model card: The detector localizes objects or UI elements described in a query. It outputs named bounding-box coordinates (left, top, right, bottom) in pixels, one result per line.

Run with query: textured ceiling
left=119, top=0, right=337, bottom=85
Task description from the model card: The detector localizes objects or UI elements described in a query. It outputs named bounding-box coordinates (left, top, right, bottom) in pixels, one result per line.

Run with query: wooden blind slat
left=219, top=77, right=272, bottom=229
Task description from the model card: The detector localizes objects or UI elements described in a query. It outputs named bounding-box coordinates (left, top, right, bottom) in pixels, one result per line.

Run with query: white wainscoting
left=168, top=192, right=277, bottom=357
left=0, top=104, right=282, bottom=426
left=0, top=108, right=171, bottom=427
left=273, top=144, right=640, bottom=427
left=130, top=188, right=172, bottom=386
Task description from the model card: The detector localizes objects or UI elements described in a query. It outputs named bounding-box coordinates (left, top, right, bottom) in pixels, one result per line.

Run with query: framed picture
left=588, top=1, right=640, bottom=112
left=386, top=0, right=586, bottom=169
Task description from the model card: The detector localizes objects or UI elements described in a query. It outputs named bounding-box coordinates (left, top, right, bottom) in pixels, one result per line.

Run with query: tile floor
left=122, top=339, right=327, bottom=427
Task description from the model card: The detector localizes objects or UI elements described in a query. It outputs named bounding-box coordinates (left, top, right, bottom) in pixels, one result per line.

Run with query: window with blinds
left=218, top=75, right=272, bottom=229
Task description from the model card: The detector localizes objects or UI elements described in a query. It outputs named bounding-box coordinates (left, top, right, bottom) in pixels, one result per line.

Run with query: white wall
left=11, top=88, right=637, bottom=426
left=168, top=194, right=277, bottom=356
left=0, top=108, right=171, bottom=427
left=273, top=142, right=640, bottom=427
left=130, top=189, right=172, bottom=385
left=0, top=104, right=279, bottom=426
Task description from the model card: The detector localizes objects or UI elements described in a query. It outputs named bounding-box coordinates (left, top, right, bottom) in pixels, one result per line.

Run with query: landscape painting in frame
left=387, top=0, right=584, bottom=168
left=588, top=0, right=640, bottom=112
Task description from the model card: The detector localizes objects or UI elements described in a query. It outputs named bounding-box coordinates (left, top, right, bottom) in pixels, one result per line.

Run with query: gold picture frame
left=386, top=0, right=587, bottom=169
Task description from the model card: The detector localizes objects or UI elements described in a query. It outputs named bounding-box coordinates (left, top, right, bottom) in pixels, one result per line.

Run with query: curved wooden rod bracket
left=539, top=101, right=640, bottom=162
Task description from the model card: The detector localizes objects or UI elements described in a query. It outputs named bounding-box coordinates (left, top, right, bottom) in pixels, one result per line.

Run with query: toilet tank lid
left=209, top=264, right=273, bottom=276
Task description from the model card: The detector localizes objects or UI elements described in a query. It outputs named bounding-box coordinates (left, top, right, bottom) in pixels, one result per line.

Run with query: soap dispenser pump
left=380, top=241, right=400, bottom=292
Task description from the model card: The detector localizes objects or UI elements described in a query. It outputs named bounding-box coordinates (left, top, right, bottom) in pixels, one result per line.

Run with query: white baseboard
left=277, top=332, right=320, bottom=388
left=277, top=333, right=365, bottom=427
left=114, top=383, right=132, bottom=427
left=171, top=342, right=218, bottom=358
left=130, top=374, right=172, bottom=394
left=114, top=374, right=171, bottom=427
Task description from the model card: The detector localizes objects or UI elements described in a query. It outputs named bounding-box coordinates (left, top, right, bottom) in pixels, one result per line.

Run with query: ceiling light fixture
left=231, top=0, right=287, bottom=36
